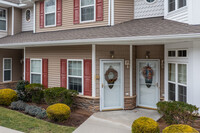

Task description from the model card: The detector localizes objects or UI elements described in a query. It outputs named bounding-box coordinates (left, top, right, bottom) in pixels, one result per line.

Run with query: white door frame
left=100, top=59, right=124, bottom=111
left=136, top=59, right=160, bottom=109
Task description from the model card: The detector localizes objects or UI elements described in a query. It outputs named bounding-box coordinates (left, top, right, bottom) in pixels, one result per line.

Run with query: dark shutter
left=42, top=59, right=48, bottom=88
left=40, top=1, right=44, bottom=28
left=25, top=58, right=30, bottom=83
left=56, top=0, right=62, bottom=26
left=96, top=0, right=103, bottom=21
left=84, top=59, right=92, bottom=96
left=74, top=0, right=80, bottom=24
left=60, top=59, right=67, bottom=88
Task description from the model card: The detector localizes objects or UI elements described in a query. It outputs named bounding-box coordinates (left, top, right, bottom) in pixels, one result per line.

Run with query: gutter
left=1, top=33, right=200, bottom=48
left=0, top=1, right=27, bottom=7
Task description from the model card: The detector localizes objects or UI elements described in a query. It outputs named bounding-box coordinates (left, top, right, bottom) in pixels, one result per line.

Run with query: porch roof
left=1, top=17, right=200, bottom=48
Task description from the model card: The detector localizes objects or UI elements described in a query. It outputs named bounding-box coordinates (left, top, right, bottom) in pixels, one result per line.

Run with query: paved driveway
left=73, top=108, right=162, bottom=133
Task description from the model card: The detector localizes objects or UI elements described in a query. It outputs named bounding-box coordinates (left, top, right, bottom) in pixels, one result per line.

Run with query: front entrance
left=136, top=59, right=160, bottom=109
left=100, top=60, right=124, bottom=111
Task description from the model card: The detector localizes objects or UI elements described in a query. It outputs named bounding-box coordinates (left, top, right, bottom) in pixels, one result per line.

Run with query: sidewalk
left=0, top=126, right=23, bottom=133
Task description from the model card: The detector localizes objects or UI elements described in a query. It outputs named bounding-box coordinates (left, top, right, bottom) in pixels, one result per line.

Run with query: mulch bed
left=157, top=117, right=200, bottom=132
left=2, top=103, right=92, bottom=128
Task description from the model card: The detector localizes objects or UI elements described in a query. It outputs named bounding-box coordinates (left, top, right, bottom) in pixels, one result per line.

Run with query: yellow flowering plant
left=132, top=117, right=160, bottom=133
left=46, top=103, right=71, bottom=121
left=0, top=88, right=17, bottom=106
left=163, top=124, right=198, bottom=133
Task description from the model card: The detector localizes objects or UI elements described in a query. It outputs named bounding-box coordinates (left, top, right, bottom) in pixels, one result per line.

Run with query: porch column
left=92, top=44, right=96, bottom=97
left=130, top=45, right=133, bottom=96
left=24, top=47, right=26, bottom=80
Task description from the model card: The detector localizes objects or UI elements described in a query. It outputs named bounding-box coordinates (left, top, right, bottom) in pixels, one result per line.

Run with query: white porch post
left=92, top=44, right=96, bottom=97
left=11, top=7, right=14, bottom=35
left=130, top=45, right=133, bottom=96
left=24, top=47, right=26, bottom=80
left=33, top=2, right=36, bottom=33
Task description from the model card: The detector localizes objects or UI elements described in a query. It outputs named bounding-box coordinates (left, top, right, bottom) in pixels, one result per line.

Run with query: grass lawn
left=0, top=107, right=76, bottom=133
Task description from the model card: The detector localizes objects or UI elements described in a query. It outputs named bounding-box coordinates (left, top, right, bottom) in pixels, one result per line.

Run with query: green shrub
left=25, top=105, right=47, bottom=119
left=16, top=80, right=30, bottom=102
left=44, top=87, right=78, bottom=107
left=46, top=103, right=71, bottom=121
left=0, top=89, right=17, bottom=106
left=157, top=101, right=199, bottom=125
left=163, top=124, right=198, bottom=133
left=10, top=100, right=28, bottom=111
left=25, top=84, right=45, bottom=103
left=132, top=117, right=160, bottom=133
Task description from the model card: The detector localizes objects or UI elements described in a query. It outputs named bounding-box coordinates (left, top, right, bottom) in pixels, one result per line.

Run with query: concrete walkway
left=0, top=126, right=23, bottom=133
left=73, top=108, right=162, bottom=133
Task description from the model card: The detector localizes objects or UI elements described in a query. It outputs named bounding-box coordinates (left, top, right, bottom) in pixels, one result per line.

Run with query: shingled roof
left=1, top=17, right=200, bottom=45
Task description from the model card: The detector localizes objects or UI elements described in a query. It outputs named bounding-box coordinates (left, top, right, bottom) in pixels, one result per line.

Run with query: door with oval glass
left=100, top=60, right=124, bottom=111
left=136, top=59, right=160, bottom=109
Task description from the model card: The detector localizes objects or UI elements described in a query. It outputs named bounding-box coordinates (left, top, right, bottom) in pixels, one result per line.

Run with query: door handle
left=156, top=82, right=160, bottom=89
left=102, top=83, right=104, bottom=88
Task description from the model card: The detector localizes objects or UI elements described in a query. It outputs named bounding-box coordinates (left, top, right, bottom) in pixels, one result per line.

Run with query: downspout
left=24, top=47, right=26, bottom=80
left=33, top=2, right=36, bottom=33
left=11, top=6, right=14, bottom=35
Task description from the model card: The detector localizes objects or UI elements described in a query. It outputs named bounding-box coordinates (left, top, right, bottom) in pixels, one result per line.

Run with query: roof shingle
left=1, top=17, right=200, bottom=44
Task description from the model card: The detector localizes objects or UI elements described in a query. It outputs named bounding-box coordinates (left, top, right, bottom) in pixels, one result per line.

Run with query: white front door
left=136, top=60, right=160, bottom=108
left=100, top=60, right=124, bottom=111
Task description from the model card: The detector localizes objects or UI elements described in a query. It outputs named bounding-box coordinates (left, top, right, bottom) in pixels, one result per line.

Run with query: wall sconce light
left=20, top=59, right=24, bottom=64
left=161, top=60, right=164, bottom=69
left=145, top=51, right=150, bottom=59
left=125, top=60, right=130, bottom=69
left=110, top=51, right=115, bottom=59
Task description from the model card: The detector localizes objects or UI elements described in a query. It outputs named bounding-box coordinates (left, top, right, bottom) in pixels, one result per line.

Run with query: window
left=3, top=58, right=12, bottom=82
left=80, top=0, right=95, bottom=22
left=31, top=59, right=42, bottom=84
left=67, top=60, right=83, bottom=94
left=168, top=0, right=175, bottom=12
left=45, top=0, right=56, bottom=26
left=25, top=9, right=31, bottom=22
left=0, top=8, right=6, bottom=31
left=178, top=0, right=186, bottom=8
left=146, top=0, right=155, bottom=3
left=168, top=63, right=187, bottom=102
left=168, top=0, right=186, bottom=12
left=178, top=50, right=187, bottom=57
left=168, top=51, right=176, bottom=57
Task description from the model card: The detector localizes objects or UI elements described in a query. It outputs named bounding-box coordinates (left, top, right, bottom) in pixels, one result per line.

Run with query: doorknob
left=156, top=82, right=160, bottom=89
left=102, top=83, right=104, bottom=88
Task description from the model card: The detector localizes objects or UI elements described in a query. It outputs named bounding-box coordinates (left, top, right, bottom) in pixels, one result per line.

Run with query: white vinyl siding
left=22, top=7, right=34, bottom=31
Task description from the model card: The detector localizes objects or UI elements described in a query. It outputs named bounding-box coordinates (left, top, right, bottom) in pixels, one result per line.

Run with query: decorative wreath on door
left=142, top=64, right=153, bottom=88
left=105, top=66, right=118, bottom=89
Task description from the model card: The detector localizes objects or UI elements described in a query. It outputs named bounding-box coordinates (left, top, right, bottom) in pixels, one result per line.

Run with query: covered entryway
left=136, top=59, right=160, bottom=108
left=100, top=60, right=124, bottom=111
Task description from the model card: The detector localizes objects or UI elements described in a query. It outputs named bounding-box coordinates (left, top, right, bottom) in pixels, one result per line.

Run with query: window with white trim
left=45, top=0, right=56, bottom=26
left=168, top=49, right=187, bottom=58
left=3, top=58, right=12, bottom=82
left=67, top=60, right=83, bottom=94
left=31, top=59, right=42, bottom=84
left=0, top=8, right=6, bottom=31
left=25, top=9, right=31, bottom=22
left=168, top=62, right=187, bottom=102
left=80, top=0, right=95, bottom=22
left=168, top=0, right=186, bottom=12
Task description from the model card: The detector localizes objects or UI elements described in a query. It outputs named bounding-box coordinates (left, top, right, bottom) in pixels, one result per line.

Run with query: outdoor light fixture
left=125, top=60, right=130, bottom=68
left=110, top=51, right=115, bottom=59
left=145, top=51, right=150, bottom=59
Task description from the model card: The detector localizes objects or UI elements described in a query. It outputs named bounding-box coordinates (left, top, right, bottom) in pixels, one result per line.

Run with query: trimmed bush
left=163, top=124, right=198, bottom=133
left=25, top=84, right=44, bottom=103
left=46, top=103, right=71, bottom=121
left=132, top=117, right=160, bottom=133
left=10, top=100, right=28, bottom=111
left=25, top=105, right=47, bottom=119
left=0, top=89, right=17, bottom=106
left=157, top=101, right=199, bottom=125
left=16, top=80, right=30, bottom=102
left=44, top=87, right=78, bottom=107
